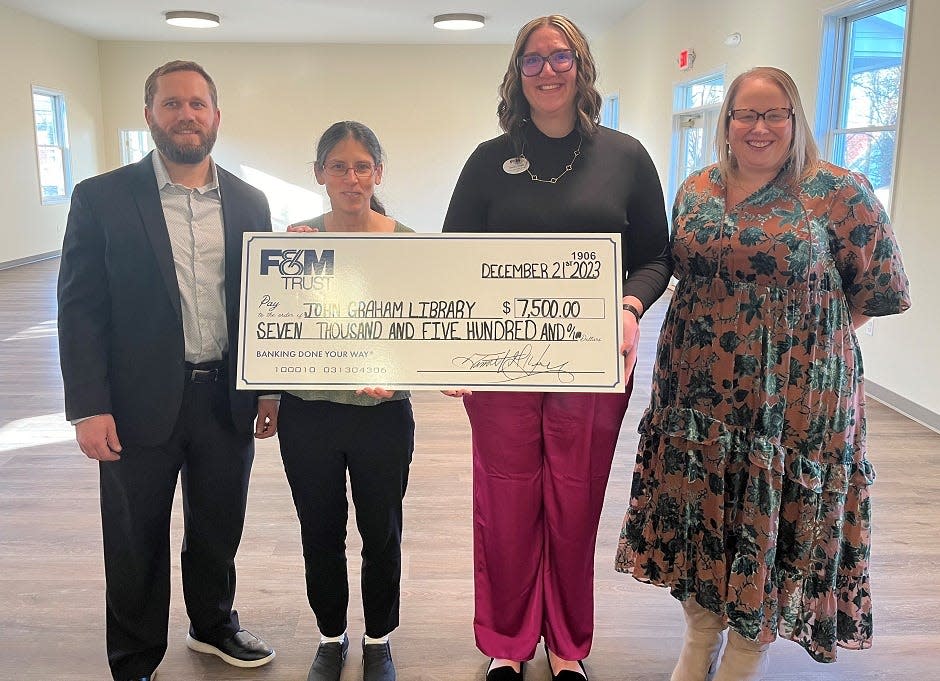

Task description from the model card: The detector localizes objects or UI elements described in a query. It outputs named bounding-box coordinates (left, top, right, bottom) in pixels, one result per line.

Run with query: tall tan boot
left=711, top=630, right=769, bottom=681
left=671, top=599, right=726, bottom=681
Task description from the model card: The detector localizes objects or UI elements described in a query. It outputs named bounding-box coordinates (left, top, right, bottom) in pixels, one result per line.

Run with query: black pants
left=277, top=394, right=414, bottom=638
left=98, top=379, right=253, bottom=680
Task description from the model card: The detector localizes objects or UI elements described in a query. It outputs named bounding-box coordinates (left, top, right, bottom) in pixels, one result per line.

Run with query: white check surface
left=237, top=232, right=625, bottom=392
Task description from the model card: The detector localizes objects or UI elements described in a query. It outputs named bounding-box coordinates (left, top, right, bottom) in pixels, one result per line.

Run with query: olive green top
left=287, top=213, right=413, bottom=406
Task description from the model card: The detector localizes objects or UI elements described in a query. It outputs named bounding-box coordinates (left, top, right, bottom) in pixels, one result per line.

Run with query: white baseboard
left=867, top=381, right=940, bottom=435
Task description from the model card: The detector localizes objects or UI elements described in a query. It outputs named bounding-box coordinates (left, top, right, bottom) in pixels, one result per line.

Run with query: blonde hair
left=497, top=15, right=602, bottom=149
left=716, top=66, right=819, bottom=186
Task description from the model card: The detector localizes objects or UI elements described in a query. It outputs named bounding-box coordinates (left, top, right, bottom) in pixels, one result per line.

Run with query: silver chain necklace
left=522, top=134, right=583, bottom=184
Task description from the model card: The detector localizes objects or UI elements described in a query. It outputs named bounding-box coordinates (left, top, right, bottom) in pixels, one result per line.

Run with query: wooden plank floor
left=1, top=258, right=938, bottom=680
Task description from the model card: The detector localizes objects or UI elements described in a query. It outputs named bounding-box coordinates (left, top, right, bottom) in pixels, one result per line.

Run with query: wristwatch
left=622, top=302, right=643, bottom=322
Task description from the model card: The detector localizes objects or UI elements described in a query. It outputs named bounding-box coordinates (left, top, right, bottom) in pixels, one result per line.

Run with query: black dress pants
left=98, top=378, right=253, bottom=680
left=277, top=394, right=414, bottom=638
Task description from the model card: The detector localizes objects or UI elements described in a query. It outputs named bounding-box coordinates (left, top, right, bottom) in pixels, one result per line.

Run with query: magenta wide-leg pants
left=463, top=384, right=632, bottom=661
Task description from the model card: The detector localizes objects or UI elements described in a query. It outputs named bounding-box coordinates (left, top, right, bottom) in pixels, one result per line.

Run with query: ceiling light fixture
left=164, top=10, right=221, bottom=28
left=433, top=13, right=485, bottom=31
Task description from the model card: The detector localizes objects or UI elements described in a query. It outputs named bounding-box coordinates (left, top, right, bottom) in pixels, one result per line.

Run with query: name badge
left=502, top=157, right=530, bottom=175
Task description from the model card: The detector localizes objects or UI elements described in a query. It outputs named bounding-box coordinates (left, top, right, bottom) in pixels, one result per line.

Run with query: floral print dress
left=615, top=162, right=911, bottom=662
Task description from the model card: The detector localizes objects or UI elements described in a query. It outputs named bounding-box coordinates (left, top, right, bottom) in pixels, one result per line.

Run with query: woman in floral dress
left=616, top=67, right=911, bottom=681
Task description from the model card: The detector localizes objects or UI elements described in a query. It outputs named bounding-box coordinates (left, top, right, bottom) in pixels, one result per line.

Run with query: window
left=668, top=72, right=724, bottom=207
left=600, top=93, right=620, bottom=129
left=816, top=0, right=907, bottom=211
left=120, top=129, right=155, bottom=166
left=32, top=87, right=72, bottom=204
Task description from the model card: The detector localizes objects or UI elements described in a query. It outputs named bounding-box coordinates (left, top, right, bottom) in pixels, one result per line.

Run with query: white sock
left=364, top=634, right=389, bottom=645
left=320, top=631, right=347, bottom=645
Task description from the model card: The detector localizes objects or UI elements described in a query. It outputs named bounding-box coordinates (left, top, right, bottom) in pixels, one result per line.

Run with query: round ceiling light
left=433, top=13, right=485, bottom=30
left=165, top=10, right=221, bottom=28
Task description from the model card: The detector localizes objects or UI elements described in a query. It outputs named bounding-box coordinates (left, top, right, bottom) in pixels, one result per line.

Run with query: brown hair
left=144, top=60, right=218, bottom=110
left=497, top=15, right=602, bottom=149
left=716, top=66, right=819, bottom=186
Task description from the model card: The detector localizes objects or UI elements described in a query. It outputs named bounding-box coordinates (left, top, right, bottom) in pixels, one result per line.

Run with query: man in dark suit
left=57, top=60, right=279, bottom=681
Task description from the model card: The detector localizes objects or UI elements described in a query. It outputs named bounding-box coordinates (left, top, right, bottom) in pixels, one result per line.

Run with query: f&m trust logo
left=260, top=248, right=335, bottom=290
left=260, top=249, right=335, bottom=276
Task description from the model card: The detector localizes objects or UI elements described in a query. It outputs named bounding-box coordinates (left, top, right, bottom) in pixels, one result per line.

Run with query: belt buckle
left=190, top=367, right=218, bottom=383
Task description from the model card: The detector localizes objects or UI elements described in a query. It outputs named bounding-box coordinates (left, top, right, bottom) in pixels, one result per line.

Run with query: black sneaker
left=307, top=634, right=349, bottom=681
left=186, top=628, right=275, bottom=668
left=363, top=638, right=396, bottom=681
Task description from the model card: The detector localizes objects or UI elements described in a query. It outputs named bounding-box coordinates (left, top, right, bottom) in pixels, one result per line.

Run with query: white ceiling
left=4, top=0, right=642, bottom=45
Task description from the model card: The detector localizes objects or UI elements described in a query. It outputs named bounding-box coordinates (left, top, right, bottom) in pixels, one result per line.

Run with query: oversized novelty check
left=236, top=232, right=625, bottom=392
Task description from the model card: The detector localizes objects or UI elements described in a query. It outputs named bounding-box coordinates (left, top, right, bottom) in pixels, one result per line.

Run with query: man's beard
left=149, top=122, right=217, bottom=165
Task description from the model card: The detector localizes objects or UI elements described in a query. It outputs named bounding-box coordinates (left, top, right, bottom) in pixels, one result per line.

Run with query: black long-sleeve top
left=443, top=123, right=672, bottom=310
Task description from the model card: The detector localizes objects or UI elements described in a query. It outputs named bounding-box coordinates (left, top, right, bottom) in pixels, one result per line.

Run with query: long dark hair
left=314, top=121, right=387, bottom=215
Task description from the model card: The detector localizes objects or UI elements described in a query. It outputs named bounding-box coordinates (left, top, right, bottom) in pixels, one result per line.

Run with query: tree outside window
left=818, top=2, right=907, bottom=211
left=668, top=72, right=724, bottom=209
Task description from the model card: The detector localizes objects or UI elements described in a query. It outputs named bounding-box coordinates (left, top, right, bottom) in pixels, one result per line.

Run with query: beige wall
left=881, top=0, right=939, bottom=416
left=0, top=3, right=103, bottom=264
left=96, top=41, right=508, bottom=232
left=2, top=2, right=934, bottom=415
left=595, top=0, right=939, bottom=416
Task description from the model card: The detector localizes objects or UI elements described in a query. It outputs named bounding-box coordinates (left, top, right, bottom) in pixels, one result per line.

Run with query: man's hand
left=255, top=398, right=279, bottom=438
left=441, top=388, right=473, bottom=398
left=75, top=414, right=122, bottom=461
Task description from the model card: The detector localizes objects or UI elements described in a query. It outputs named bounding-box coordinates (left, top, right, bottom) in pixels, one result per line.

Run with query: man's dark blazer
left=57, top=152, right=272, bottom=447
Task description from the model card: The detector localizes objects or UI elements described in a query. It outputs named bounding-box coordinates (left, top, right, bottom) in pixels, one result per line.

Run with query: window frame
left=668, top=70, right=725, bottom=210
left=31, top=85, right=72, bottom=205
left=119, top=129, right=155, bottom=166
left=600, top=92, right=620, bottom=130
left=815, top=0, right=910, bottom=214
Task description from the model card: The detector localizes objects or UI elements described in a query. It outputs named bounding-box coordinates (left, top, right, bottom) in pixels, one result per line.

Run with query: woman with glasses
left=443, top=15, right=671, bottom=681
left=279, top=120, right=413, bottom=681
left=616, top=67, right=910, bottom=680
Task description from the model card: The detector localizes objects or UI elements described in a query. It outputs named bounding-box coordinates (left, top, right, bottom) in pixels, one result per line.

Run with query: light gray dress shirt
left=152, top=151, right=227, bottom=364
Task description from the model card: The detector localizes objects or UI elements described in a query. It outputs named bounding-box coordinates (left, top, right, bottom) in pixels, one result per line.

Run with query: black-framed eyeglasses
left=323, top=161, right=376, bottom=178
left=518, top=49, right=577, bottom=77
left=728, top=107, right=793, bottom=126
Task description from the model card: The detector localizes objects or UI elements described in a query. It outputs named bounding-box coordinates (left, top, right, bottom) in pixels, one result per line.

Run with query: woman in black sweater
left=443, top=14, right=672, bottom=681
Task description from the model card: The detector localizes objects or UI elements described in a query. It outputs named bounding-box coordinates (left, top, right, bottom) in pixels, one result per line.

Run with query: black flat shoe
left=306, top=634, right=349, bottom=681
left=484, top=659, right=525, bottom=681
left=551, top=665, right=587, bottom=681
left=363, top=638, right=396, bottom=681
left=544, top=643, right=587, bottom=681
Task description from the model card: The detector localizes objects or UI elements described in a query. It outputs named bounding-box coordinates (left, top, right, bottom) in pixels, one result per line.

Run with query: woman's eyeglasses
left=728, top=108, right=793, bottom=126
left=323, top=161, right=376, bottom=178
left=518, top=49, right=577, bottom=77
